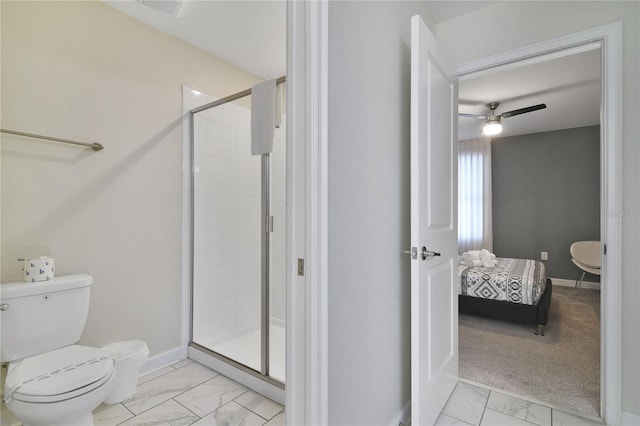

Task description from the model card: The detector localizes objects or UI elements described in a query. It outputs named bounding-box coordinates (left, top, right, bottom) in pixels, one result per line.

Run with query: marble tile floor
left=1, top=359, right=284, bottom=426
left=437, top=380, right=605, bottom=426
left=93, top=359, right=284, bottom=426
left=2, top=359, right=604, bottom=426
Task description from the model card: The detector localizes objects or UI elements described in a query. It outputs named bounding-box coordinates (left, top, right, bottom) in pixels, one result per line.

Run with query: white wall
left=326, top=2, right=431, bottom=424
left=0, top=1, right=259, bottom=357
left=435, top=1, right=640, bottom=415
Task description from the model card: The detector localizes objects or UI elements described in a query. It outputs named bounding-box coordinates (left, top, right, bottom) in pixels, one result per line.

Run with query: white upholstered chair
left=570, top=241, right=601, bottom=293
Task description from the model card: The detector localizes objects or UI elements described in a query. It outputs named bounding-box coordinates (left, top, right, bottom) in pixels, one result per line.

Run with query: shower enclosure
left=187, top=80, right=286, bottom=389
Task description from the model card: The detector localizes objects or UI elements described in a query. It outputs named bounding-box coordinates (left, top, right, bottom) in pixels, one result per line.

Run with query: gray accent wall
left=492, top=125, right=600, bottom=281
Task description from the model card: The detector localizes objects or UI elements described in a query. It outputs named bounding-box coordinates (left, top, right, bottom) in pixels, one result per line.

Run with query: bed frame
left=459, top=278, right=553, bottom=336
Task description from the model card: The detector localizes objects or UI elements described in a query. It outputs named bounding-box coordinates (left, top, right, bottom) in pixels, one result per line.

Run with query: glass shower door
left=192, top=100, right=263, bottom=373
left=191, top=89, right=285, bottom=384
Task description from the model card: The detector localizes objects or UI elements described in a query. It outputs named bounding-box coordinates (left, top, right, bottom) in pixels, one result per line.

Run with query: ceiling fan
left=459, top=102, right=547, bottom=136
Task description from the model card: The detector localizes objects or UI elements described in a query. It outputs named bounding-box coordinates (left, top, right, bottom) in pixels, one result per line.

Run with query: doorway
left=455, top=33, right=617, bottom=420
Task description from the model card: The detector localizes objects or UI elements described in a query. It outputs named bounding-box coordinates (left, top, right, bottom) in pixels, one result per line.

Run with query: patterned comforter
left=458, top=257, right=547, bottom=305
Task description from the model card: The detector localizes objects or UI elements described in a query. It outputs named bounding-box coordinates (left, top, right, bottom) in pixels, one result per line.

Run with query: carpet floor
left=459, top=285, right=600, bottom=417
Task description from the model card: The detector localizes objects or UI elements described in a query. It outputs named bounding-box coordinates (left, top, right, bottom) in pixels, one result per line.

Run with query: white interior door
left=410, top=14, right=459, bottom=426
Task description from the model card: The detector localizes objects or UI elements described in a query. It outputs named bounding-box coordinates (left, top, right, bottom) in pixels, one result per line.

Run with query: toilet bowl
left=4, top=345, right=116, bottom=426
left=0, top=275, right=117, bottom=426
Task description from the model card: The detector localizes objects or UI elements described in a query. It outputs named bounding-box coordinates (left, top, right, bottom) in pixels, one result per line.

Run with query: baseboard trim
left=621, top=410, right=640, bottom=426
left=391, top=400, right=411, bottom=426
left=140, top=345, right=188, bottom=375
left=551, top=277, right=601, bottom=291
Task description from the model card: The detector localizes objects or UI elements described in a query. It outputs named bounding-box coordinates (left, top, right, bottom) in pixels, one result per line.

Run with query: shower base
left=200, top=324, right=285, bottom=384
left=190, top=323, right=285, bottom=404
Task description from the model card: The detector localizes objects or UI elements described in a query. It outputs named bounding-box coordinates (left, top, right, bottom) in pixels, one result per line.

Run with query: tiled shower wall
left=187, top=88, right=285, bottom=346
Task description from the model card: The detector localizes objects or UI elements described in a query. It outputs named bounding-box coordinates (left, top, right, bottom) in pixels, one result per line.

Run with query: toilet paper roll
left=23, top=257, right=55, bottom=283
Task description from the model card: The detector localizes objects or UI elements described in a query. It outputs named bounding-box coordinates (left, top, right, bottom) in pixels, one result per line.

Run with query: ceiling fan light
left=483, top=122, right=502, bottom=136
left=483, top=117, right=502, bottom=136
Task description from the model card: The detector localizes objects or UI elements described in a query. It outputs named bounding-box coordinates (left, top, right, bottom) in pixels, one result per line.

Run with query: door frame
left=456, top=21, right=622, bottom=424
left=285, top=0, right=329, bottom=425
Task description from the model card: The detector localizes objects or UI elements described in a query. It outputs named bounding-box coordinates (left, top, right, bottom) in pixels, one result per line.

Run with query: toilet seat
left=5, top=345, right=115, bottom=403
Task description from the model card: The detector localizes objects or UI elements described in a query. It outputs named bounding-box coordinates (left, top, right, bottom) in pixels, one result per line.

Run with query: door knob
left=404, top=247, right=440, bottom=260
left=420, top=247, right=441, bottom=260
left=403, top=247, right=418, bottom=259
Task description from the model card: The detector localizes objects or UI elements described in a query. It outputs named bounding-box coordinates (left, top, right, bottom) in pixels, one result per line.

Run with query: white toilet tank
left=0, top=274, right=93, bottom=362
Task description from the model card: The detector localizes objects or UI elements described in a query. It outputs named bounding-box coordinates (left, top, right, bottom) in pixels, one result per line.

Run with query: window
left=458, top=138, right=493, bottom=253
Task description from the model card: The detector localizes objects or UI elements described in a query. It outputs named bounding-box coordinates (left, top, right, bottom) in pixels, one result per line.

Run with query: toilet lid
left=6, top=345, right=115, bottom=403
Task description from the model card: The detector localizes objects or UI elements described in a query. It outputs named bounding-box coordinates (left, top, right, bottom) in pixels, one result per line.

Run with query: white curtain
left=458, top=138, right=493, bottom=253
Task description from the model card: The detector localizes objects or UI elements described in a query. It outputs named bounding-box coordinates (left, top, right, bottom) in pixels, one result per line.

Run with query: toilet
left=1, top=274, right=116, bottom=426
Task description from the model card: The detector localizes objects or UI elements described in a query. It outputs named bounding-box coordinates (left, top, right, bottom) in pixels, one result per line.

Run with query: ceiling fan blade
left=458, top=112, right=486, bottom=120
left=500, top=104, right=546, bottom=118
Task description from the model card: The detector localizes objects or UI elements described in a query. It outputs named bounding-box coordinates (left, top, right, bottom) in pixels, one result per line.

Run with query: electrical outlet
left=541, top=251, right=548, bottom=260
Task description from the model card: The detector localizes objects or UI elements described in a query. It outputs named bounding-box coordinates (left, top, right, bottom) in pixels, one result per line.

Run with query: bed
left=458, top=257, right=552, bottom=335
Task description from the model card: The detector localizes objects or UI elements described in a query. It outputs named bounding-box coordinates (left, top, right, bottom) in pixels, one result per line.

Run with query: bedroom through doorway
left=456, top=43, right=603, bottom=418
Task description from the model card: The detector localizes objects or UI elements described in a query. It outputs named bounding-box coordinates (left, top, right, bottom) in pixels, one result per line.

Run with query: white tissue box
left=23, top=257, right=55, bottom=283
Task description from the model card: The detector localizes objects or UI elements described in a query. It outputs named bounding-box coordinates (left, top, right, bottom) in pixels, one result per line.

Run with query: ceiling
left=458, top=46, right=601, bottom=140
left=103, top=1, right=600, bottom=140
left=103, top=0, right=286, bottom=79
left=102, top=1, right=497, bottom=79
left=424, top=1, right=500, bottom=23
